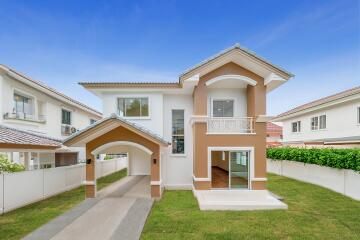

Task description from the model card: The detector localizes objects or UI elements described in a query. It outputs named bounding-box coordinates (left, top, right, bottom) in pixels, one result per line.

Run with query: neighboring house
left=273, top=86, right=360, bottom=148
left=0, top=125, right=63, bottom=170
left=63, top=44, right=293, bottom=210
left=266, top=122, right=283, bottom=147
left=0, top=65, right=102, bottom=169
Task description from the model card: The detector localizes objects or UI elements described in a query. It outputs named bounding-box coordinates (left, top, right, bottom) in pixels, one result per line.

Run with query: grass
left=142, top=174, right=360, bottom=240
left=0, top=168, right=127, bottom=240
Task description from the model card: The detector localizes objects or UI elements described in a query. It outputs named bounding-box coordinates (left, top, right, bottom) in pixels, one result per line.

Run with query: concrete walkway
left=23, top=175, right=153, bottom=240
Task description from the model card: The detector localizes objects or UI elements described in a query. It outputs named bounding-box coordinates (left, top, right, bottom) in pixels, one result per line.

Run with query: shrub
left=266, top=147, right=360, bottom=171
left=0, top=154, right=25, bottom=173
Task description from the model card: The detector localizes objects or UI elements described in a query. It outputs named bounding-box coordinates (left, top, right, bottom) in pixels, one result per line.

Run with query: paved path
left=23, top=175, right=153, bottom=240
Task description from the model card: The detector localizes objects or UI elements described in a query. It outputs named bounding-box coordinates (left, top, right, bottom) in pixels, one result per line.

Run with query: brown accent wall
left=85, top=125, right=161, bottom=198
left=192, top=62, right=267, bottom=190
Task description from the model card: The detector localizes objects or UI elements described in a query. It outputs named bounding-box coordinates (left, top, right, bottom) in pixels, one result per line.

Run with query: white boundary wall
left=267, top=159, right=360, bottom=201
left=0, top=157, right=127, bottom=214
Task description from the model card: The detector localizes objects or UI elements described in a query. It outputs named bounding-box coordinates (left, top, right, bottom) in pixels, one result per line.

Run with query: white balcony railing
left=207, top=117, right=254, bottom=134
left=3, top=112, right=46, bottom=123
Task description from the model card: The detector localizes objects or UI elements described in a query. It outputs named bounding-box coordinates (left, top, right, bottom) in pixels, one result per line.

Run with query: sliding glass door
left=229, top=151, right=250, bottom=189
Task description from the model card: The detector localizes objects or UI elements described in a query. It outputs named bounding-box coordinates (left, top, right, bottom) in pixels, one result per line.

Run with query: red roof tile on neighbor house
left=0, top=125, right=62, bottom=148
left=267, top=122, right=282, bottom=136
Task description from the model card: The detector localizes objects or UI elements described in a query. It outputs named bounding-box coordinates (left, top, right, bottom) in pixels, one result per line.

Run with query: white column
left=24, top=152, right=30, bottom=170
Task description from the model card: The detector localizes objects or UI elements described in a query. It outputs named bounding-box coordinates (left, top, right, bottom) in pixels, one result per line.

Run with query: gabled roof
left=180, top=43, right=294, bottom=80
left=63, top=113, right=170, bottom=146
left=0, top=125, right=62, bottom=149
left=274, top=86, right=360, bottom=120
left=78, top=43, right=294, bottom=91
left=0, top=64, right=102, bottom=117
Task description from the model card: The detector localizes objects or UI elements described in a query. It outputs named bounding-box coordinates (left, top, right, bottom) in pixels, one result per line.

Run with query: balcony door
left=229, top=151, right=250, bottom=189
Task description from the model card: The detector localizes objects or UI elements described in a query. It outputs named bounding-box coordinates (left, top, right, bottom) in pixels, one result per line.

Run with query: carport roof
left=0, top=124, right=62, bottom=149
left=63, top=114, right=170, bottom=146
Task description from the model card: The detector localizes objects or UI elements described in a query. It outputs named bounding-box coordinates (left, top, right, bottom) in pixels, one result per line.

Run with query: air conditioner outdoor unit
left=62, top=125, right=71, bottom=135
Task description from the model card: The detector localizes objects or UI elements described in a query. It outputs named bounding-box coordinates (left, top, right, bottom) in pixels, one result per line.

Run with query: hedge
left=266, top=147, right=360, bottom=172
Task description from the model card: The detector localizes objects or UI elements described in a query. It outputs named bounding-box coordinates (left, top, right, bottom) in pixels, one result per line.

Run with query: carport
left=63, top=114, right=170, bottom=198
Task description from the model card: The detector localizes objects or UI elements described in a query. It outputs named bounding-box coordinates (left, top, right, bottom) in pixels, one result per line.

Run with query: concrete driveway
left=24, top=175, right=153, bottom=240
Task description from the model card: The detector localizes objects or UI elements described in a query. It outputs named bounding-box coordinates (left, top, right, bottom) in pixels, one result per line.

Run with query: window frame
left=171, top=109, right=185, bottom=156
left=13, top=91, right=34, bottom=115
left=211, top=98, right=235, bottom=118
left=61, top=109, right=72, bottom=125
left=311, top=116, right=319, bottom=131
left=319, top=115, right=326, bottom=130
left=311, top=114, right=327, bottom=131
left=117, top=97, right=150, bottom=119
left=357, top=107, right=360, bottom=125
left=291, top=121, right=301, bottom=133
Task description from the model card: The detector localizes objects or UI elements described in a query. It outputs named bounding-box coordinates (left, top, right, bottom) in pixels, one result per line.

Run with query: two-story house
left=64, top=44, right=293, bottom=210
left=273, top=86, right=360, bottom=148
left=0, top=64, right=102, bottom=169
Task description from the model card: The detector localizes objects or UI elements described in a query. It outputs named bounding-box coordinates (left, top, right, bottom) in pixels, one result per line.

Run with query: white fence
left=267, top=159, right=360, bottom=201
left=0, top=157, right=127, bottom=214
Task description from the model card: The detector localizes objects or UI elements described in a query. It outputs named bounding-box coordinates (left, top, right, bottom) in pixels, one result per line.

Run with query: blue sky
left=0, top=0, right=359, bottom=115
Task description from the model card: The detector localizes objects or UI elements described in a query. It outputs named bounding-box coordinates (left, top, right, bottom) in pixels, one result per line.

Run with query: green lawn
left=142, top=174, right=360, bottom=240
left=0, top=168, right=127, bottom=240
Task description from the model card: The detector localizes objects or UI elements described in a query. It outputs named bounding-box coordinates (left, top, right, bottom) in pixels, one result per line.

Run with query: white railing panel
left=4, top=170, right=43, bottom=212
left=44, top=167, right=67, bottom=197
left=207, top=117, right=254, bottom=134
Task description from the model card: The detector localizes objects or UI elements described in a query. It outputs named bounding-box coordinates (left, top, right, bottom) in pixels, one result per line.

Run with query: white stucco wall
left=129, top=147, right=151, bottom=175
left=207, top=88, right=247, bottom=117
left=101, top=92, right=164, bottom=136
left=162, top=94, right=193, bottom=189
left=282, top=100, right=360, bottom=143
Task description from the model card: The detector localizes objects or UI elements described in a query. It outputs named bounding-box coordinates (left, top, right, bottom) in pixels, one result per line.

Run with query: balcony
left=3, top=112, right=46, bottom=123
left=207, top=117, right=254, bottom=134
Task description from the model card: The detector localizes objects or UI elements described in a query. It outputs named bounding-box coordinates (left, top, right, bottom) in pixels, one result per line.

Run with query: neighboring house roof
left=180, top=43, right=294, bottom=79
left=63, top=113, right=170, bottom=146
left=0, top=64, right=102, bottom=117
left=266, top=122, right=282, bottom=136
left=0, top=124, right=62, bottom=149
left=274, top=86, right=360, bottom=121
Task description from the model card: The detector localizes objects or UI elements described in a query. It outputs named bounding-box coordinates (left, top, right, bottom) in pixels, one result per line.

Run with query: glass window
left=172, top=110, right=184, bottom=154
left=13, top=93, right=33, bottom=115
left=319, top=115, right=326, bottom=129
left=62, top=109, right=71, bottom=125
left=117, top=97, right=149, bottom=117
left=292, top=121, right=301, bottom=133
left=358, top=107, right=360, bottom=124
left=212, top=100, right=234, bottom=117
left=311, top=117, right=319, bottom=130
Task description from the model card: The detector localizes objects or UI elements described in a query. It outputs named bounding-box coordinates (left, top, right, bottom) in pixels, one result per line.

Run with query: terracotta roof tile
left=0, top=125, right=62, bottom=147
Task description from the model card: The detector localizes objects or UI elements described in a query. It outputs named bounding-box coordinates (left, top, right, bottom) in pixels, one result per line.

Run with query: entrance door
left=229, top=151, right=250, bottom=189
